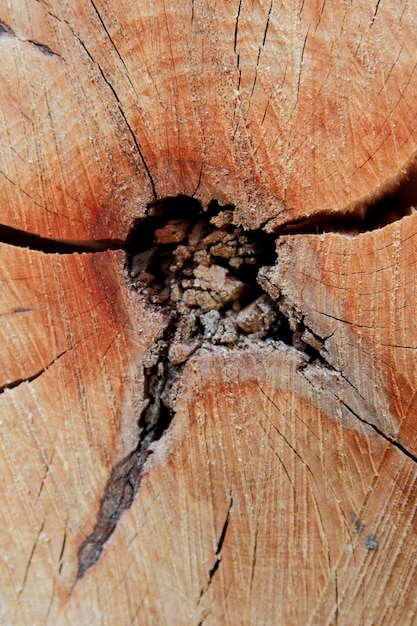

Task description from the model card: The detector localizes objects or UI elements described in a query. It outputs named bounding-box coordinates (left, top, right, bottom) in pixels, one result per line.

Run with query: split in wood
left=77, top=317, right=179, bottom=578
left=75, top=190, right=417, bottom=578
left=76, top=196, right=332, bottom=579
left=0, top=224, right=124, bottom=254
left=269, top=156, right=417, bottom=235
left=2, top=157, right=417, bottom=256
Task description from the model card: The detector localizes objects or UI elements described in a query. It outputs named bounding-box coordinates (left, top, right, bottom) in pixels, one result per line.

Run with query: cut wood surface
left=1, top=1, right=417, bottom=625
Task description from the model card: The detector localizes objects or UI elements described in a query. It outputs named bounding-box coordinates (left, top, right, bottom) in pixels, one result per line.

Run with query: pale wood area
left=1, top=1, right=417, bottom=625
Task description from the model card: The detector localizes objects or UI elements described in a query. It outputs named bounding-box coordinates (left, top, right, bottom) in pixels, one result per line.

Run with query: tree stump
left=1, top=2, right=417, bottom=624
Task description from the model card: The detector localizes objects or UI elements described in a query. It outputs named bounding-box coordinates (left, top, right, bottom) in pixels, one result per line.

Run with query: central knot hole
left=126, top=196, right=289, bottom=355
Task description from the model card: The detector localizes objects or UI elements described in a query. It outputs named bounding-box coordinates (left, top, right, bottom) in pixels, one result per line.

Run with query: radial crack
left=271, top=155, right=417, bottom=235
left=199, top=496, right=233, bottom=600
left=68, top=27, right=157, bottom=199
left=0, top=224, right=125, bottom=254
left=77, top=314, right=181, bottom=578
left=340, top=399, right=417, bottom=465
left=0, top=349, right=69, bottom=395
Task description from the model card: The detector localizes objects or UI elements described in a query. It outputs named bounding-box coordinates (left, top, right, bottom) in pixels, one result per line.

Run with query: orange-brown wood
left=1, top=1, right=416, bottom=234
left=1, top=1, right=417, bottom=624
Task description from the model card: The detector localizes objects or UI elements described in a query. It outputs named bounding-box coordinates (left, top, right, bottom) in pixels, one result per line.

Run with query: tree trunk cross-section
left=1, top=2, right=417, bottom=625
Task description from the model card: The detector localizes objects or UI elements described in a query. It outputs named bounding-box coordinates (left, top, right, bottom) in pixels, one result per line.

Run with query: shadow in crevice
left=275, top=156, right=417, bottom=235
left=0, top=224, right=125, bottom=254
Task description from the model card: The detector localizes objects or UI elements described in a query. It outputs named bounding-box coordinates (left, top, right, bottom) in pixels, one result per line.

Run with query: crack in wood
left=77, top=313, right=182, bottom=578
left=0, top=349, right=69, bottom=395
left=197, top=494, right=233, bottom=610
left=2, top=155, right=417, bottom=255
left=269, top=155, right=417, bottom=235
left=77, top=196, right=335, bottom=579
left=340, top=399, right=417, bottom=464
left=2, top=168, right=414, bottom=580
left=0, top=20, right=13, bottom=36
left=27, top=40, right=57, bottom=57
left=18, top=518, right=45, bottom=598
left=0, top=224, right=125, bottom=254
left=77, top=196, right=287, bottom=578
left=206, top=496, right=232, bottom=588
left=75, top=185, right=417, bottom=578
left=53, top=15, right=157, bottom=199
left=0, top=19, right=58, bottom=56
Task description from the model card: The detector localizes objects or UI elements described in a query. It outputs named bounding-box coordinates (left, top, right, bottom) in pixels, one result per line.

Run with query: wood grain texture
left=259, top=218, right=417, bottom=624
left=61, top=343, right=417, bottom=625
left=1, top=0, right=417, bottom=233
left=262, top=215, right=417, bottom=455
left=1, top=0, right=417, bottom=624
left=0, top=246, right=157, bottom=624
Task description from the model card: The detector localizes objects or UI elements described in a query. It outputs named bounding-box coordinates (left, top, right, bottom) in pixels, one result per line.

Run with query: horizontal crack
left=0, top=349, right=69, bottom=395
left=0, top=224, right=125, bottom=254
left=3, top=150, right=417, bottom=255
left=269, top=155, right=417, bottom=235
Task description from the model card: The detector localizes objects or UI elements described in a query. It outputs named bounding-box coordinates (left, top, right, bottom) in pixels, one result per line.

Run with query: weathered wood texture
left=1, top=1, right=417, bottom=625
